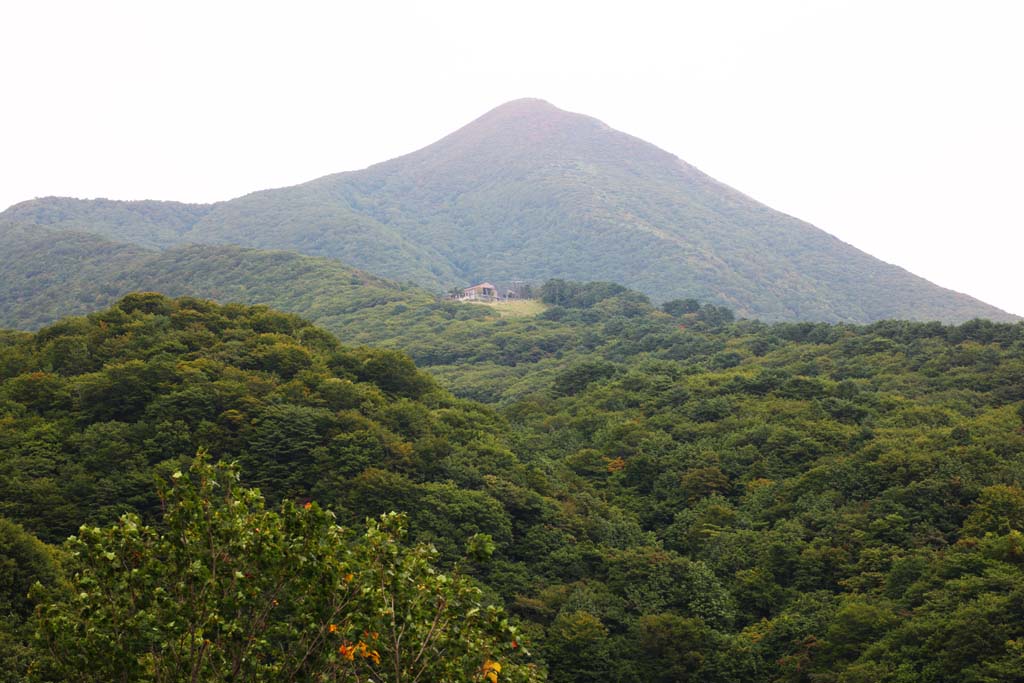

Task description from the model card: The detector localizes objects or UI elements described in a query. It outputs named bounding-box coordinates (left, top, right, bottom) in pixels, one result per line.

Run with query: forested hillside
left=3, top=99, right=1016, bottom=324
left=0, top=223, right=437, bottom=330
left=0, top=294, right=552, bottom=679
left=4, top=291, right=1024, bottom=680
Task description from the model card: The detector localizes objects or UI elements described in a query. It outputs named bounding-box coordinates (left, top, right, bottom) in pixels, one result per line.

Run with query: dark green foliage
left=545, top=611, right=610, bottom=683
left=662, top=298, right=702, bottom=316
left=0, top=294, right=526, bottom=551
left=540, top=280, right=630, bottom=309
left=4, top=289, right=1024, bottom=681
left=0, top=517, right=60, bottom=683
left=551, top=361, right=618, bottom=397
left=630, top=613, right=716, bottom=683
left=496, top=300, right=1024, bottom=681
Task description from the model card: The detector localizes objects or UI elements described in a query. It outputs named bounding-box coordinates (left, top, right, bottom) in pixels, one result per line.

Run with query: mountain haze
left=3, top=99, right=1015, bottom=323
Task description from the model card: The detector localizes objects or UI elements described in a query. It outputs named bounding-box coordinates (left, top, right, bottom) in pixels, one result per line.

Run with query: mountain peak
left=406, top=97, right=665, bottom=173
left=487, top=97, right=561, bottom=114
left=447, top=97, right=594, bottom=141
left=470, top=97, right=609, bottom=132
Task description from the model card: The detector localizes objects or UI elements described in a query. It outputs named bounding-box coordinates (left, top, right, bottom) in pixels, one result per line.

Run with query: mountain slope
left=0, top=222, right=435, bottom=331
left=3, top=99, right=1016, bottom=323
left=1, top=196, right=211, bottom=249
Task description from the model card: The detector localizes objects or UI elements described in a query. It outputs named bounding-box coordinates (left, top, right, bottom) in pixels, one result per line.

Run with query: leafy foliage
left=33, top=455, right=539, bottom=682
left=4, top=289, right=1024, bottom=681
left=0, top=518, right=60, bottom=682
left=0, top=293, right=531, bottom=554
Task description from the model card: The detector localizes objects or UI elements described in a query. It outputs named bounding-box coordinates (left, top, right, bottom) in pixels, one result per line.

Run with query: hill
left=0, top=222, right=438, bottom=331
left=4, top=295, right=1024, bottom=680
left=0, top=224, right=737, bottom=403
left=3, top=99, right=1016, bottom=324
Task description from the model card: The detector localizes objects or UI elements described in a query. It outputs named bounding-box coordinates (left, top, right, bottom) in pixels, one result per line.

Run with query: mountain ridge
left=3, top=99, right=1017, bottom=324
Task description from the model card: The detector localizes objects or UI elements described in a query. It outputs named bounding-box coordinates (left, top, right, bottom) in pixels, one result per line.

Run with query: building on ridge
left=461, top=282, right=499, bottom=301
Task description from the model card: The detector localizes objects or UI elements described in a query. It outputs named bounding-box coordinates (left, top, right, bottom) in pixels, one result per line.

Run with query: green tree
left=963, top=484, right=1024, bottom=537
left=32, top=454, right=541, bottom=683
left=0, top=518, right=60, bottom=682
left=631, top=613, right=715, bottom=683
left=661, top=299, right=701, bottom=317
left=545, top=611, right=609, bottom=683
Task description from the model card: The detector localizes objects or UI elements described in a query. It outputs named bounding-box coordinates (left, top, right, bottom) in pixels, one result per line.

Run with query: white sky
left=2, top=0, right=1022, bottom=315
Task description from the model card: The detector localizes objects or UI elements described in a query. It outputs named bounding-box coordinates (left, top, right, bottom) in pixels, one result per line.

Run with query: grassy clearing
left=465, top=299, right=548, bottom=318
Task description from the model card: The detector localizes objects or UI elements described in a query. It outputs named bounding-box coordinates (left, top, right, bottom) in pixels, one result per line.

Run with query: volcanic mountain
left=3, top=98, right=1015, bottom=323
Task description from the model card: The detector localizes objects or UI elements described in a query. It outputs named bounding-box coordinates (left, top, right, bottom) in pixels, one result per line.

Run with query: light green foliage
left=962, top=484, right=1024, bottom=536
left=465, top=300, right=549, bottom=318
left=32, top=455, right=541, bottom=682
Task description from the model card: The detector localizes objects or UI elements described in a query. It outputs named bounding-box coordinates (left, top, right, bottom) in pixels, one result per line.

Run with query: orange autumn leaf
left=483, top=659, right=501, bottom=682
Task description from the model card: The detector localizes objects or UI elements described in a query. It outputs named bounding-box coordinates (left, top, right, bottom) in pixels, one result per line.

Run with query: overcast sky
left=3, top=0, right=1022, bottom=315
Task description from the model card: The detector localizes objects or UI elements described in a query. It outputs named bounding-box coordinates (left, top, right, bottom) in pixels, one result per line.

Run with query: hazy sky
left=3, top=1, right=1022, bottom=315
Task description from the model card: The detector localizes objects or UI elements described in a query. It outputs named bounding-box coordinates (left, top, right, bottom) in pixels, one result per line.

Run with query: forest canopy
left=2, top=291, right=1024, bottom=681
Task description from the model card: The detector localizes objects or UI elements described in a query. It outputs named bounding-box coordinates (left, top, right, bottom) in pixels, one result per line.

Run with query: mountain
left=3, top=99, right=1016, bottom=323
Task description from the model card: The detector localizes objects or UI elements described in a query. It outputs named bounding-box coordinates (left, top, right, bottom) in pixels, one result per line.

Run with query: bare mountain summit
left=3, top=98, right=1016, bottom=323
